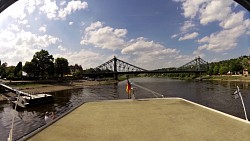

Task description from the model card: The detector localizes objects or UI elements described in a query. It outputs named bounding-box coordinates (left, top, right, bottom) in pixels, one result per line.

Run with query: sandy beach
left=0, top=80, right=118, bottom=101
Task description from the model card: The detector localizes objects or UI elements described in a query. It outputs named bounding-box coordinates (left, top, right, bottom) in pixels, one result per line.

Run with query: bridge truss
left=96, top=56, right=147, bottom=73
left=90, top=56, right=209, bottom=80
left=178, top=57, right=208, bottom=72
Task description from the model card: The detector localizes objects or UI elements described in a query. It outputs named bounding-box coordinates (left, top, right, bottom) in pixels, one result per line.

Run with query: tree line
left=0, top=49, right=115, bottom=80
left=145, top=56, right=250, bottom=79
left=208, top=56, right=249, bottom=75
left=1, top=50, right=249, bottom=80
left=0, top=49, right=84, bottom=80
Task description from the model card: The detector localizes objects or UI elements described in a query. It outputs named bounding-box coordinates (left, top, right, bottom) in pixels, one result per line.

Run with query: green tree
left=0, top=62, right=7, bottom=78
left=213, top=65, right=219, bottom=75
left=208, top=64, right=214, bottom=75
left=55, top=57, right=70, bottom=77
left=6, top=66, right=15, bottom=80
left=23, top=61, right=36, bottom=77
left=14, top=62, right=22, bottom=77
left=231, top=59, right=243, bottom=74
left=73, top=70, right=83, bottom=78
left=84, top=68, right=96, bottom=74
left=242, top=58, right=249, bottom=69
left=31, top=50, right=54, bottom=79
left=219, top=66, right=229, bottom=75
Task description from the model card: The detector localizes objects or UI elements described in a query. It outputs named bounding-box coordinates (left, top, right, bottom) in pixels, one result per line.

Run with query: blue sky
left=0, top=0, right=249, bottom=70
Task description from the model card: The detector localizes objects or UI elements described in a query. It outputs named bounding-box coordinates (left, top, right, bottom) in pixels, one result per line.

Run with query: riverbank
left=202, top=75, right=250, bottom=82
left=0, top=80, right=118, bottom=101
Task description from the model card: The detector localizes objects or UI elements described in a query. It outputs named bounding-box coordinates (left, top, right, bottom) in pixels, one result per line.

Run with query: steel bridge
left=86, top=56, right=209, bottom=80
left=178, top=57, right=208, bottom=72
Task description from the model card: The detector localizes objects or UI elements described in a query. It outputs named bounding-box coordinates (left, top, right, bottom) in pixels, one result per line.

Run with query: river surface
left=0, top=77, right=250, bottom=141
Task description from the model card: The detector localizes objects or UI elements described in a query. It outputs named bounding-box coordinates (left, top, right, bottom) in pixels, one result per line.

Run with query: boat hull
left=12, top=94, right=54, bottom=108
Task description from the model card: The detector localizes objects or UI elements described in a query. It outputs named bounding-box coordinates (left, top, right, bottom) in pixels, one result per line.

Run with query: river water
left=0, top=77, right=250, bottom=141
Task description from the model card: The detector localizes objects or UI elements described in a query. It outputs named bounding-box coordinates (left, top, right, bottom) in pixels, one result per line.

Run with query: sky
left=0, top=0, right=249, bottom=70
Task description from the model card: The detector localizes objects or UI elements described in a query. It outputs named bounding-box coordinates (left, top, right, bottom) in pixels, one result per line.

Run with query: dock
left=24, top=98, right=250, bottom=141
left=0, top=83, right=31, bottom=97
left=0, top=83, right=54, bottom=108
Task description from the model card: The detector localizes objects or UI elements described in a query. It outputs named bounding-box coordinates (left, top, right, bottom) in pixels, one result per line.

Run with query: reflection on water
left=130, top=77, right=250, bottom=120
left=0, top=78, right=249, bottom=140
left=0, top=84, right=120, bottom=141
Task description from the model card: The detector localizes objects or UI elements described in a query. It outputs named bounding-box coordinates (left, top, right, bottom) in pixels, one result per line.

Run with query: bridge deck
left=26, top=98, right=250, bottom=141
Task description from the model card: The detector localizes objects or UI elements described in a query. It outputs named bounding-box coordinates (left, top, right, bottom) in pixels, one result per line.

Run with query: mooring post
left=113, top=56, right=118, bottom=80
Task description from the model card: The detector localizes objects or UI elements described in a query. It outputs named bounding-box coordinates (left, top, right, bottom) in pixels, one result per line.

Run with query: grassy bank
left=202, top=75, right=250, bottom=82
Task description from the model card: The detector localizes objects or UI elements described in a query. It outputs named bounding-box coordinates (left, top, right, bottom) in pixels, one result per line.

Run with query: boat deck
left=25, top=98, right=250, bottom=141
left=22, top=94, right=51, bottom=100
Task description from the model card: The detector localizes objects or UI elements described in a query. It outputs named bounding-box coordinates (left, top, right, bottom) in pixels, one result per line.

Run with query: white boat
left=12, top=93, right=54, bottom=108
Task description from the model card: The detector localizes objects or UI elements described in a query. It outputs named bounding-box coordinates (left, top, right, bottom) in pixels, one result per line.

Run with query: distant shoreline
left=0, top=80, right=118, bottom=101
left=202, top=75, right=250, bottom=82
left=1, top=76, right=250, bottom=100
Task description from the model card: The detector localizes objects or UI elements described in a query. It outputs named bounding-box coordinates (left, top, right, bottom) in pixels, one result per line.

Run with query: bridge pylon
left=178, top=56, right=209, bottom=77
left=113, top=56, right=118, bottom=80
left=95, top=56, right=147, bottom=80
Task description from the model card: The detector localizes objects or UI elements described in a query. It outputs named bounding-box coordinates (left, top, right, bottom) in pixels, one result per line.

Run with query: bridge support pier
left=194, top=72, right=202, bottom=80
left=114, top=73, right=118, bottom=80
left=113, top=56, right=118, bottom=80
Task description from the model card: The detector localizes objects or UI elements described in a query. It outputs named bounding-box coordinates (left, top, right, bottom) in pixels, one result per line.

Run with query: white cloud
left=195, top=2, right=250, bottom=53
left=0, top=26, right=60, bottom=66
left=81, top=21, right=127, bottom=50
left=199, top=0, right=234, bottom=25
left=175, top=0, right=249, bottom=58
left=8, top=24, right=20, bottom=32
left=58, top=0, right=88, bottom=19
left=192, top=49, right=205, bottom=58
left=40, top=0, right=59, bottom=20
left=60, top=1, right=67, bottom=6
left=58, top=45, right=66, bottom=51
left=39, top=0, right=88, bottom=20
left=0, top=0, right=27, bottom=23
left=26, top=0, right=41, bottom=14
left=39, top=25, right=47, bottom=33
left=121, top=37, right=185, bottom=69
left=80, top=21, right=194, bottom=69
left=180, top=20, right=196, bottom=33
left=172, top=18, right=196, bottom=40
left=18, top=20, right=28, bottom=25
left=171, top=34, right=178, bottom=38
left=174, top=0, right=236, bottom=25
left=179, top=32, right=199, bottom=41
left=180, top=0, right=207, bottom=19
left=122, top=37, right=178, bottom=55
left=219, top=11, right=245, bottom=29
left=245, top=19, right=250, bottom=29
left=197, top=25, right=245, bottom=52
left=244, top=19, right=250, bottom=35
left=85, top=21, right=103, bottom=31
left=15, top=30, right=60, bottom=48
left=54, top=49, right=104, bottom=69
left=81, top=21, right=193, bottom=69
left=69, top=22, right=74, bottom=25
